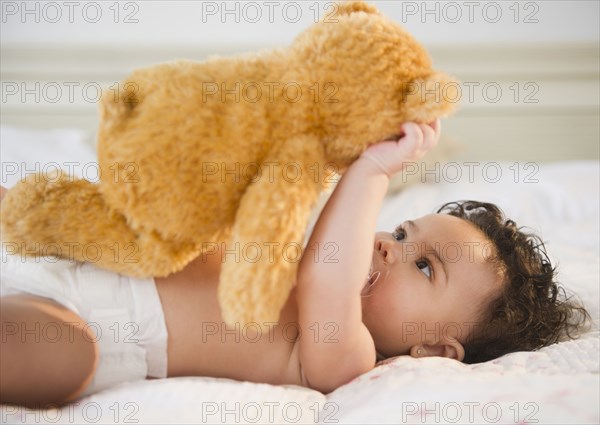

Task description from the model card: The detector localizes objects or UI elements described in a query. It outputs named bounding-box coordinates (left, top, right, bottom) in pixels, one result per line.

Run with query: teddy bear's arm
left=217, top=135, right=326, bottom=327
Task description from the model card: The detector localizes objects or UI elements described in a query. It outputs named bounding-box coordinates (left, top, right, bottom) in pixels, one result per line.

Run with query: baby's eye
left=416, top=259, right=432, bottom=278
left=392, top=225, right=406, bottom=241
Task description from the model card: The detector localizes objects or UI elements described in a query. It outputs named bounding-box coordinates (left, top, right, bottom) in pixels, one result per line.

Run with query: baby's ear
left=411, top=338, right=465, bottom=361
left=331, top=1, right=380, bottom=17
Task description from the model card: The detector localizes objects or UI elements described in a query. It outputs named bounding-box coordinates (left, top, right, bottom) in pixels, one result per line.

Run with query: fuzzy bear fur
left=0, top=1, right=457, bottom=325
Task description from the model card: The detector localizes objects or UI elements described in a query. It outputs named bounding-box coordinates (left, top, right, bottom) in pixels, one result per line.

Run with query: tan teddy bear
left=0, top=1, right=457, bottom=326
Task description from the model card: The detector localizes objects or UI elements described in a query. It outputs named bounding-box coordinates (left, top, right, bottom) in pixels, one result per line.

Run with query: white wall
left=1, top=0, right=598, bottom=46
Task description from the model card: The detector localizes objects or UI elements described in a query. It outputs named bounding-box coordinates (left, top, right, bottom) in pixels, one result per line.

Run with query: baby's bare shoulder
left=296, top=322, right=376, bottom=392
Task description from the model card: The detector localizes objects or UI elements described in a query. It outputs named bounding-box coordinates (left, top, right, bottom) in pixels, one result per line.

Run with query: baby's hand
left=360, top=119, right=441, bottom=178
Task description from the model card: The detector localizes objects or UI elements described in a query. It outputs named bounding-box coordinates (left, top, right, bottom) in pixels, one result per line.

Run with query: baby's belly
left=155, top=268, right=303, bottom=386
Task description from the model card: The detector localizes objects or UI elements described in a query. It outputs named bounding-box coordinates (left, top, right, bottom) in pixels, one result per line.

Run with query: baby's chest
left=197, top=288, right=303, bottom=382
left=160, top=277, right=304, bottom=385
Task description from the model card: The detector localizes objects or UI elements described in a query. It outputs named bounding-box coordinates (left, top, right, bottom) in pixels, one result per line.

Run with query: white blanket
left=1, top=126, right=598, bottom=424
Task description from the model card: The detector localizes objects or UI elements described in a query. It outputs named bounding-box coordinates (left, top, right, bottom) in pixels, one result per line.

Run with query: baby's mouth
left=361, top=265, right=381, bottom=296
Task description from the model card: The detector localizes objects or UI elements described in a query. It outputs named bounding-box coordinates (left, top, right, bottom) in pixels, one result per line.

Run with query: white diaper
left=0, top=247, right=168, bottom=397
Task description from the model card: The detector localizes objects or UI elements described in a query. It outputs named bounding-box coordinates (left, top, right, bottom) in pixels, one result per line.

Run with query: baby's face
left=361, top=214, right=503, bottom=359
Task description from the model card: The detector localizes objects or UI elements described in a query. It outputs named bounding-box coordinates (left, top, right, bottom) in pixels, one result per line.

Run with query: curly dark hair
left=437, top=200, right=592, bottom=364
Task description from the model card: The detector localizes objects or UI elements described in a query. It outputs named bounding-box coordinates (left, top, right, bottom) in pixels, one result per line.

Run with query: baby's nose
left=377, top=239, right=396, bottom=264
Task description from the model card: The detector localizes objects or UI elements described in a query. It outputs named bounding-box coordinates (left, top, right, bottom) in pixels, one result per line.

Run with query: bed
left=0, top=125, right=598, bottom=424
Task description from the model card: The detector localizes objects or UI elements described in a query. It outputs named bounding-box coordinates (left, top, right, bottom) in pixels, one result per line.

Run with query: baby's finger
left=399, top=123, right=425, bottom=157
left=419, top=123, right=437, bottom=150
left=428, top=118, right=441, bottom=143
left=401, top=122, right=424, bottom=145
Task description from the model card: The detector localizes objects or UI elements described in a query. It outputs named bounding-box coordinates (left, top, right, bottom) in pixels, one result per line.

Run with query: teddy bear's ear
left=331, top=1, right=380, bottom=17
left=400, top=71, right=460, bottom=123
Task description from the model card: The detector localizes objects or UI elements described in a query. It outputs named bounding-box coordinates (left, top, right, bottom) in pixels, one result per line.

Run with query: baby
left=0, top=121, right=590, bottom=408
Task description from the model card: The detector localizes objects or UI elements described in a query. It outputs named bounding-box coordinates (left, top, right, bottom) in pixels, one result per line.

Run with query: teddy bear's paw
left=0, top=170, right=72, bottom=228
left=0, top=171, right=82, bottom=257
left=127, top=230, right=201, bottom=278
left=218, top=255, right=298, bottom=329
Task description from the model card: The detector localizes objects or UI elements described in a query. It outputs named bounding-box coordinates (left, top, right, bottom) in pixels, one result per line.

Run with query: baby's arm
left=297, top=121, right=440, bottom=393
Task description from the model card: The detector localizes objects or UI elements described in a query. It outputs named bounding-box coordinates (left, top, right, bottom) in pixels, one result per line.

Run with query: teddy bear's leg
left=218, top=135, right=327, bottom=327
left=0, top=171, right=199, bottom=277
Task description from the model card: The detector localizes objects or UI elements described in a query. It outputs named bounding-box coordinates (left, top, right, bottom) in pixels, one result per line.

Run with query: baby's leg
left=0, top=294, right=99, bottom=408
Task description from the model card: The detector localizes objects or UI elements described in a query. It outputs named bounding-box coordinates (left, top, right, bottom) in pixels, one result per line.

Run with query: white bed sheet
left=1, top=125, right=598, bottom=424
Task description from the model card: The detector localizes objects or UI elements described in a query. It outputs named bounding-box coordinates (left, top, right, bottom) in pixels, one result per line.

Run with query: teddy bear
left=0, top=1, right=457, bottom=326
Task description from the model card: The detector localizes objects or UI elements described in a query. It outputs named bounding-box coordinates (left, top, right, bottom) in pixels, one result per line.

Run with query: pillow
left=0, top=125, right=97, bottom=188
